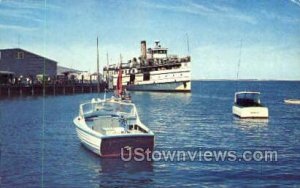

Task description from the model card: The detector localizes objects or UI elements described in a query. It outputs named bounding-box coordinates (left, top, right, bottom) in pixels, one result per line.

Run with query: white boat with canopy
left=73, top=97, right=154, bottom=157
left=232, top=91, right=269, bottom=119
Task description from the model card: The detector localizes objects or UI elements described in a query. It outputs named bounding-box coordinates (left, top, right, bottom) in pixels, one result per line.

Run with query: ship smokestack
left=141, top=40, right=147, bottom=59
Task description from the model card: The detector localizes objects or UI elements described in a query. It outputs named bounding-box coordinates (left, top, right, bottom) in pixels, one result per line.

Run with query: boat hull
left=100, top=135, right=154, bottom=157
left=232, top=105, right=269, bottom=119
left=76, top=127, right=102, bottom=155
left=284, top=99, right=300, bottom=105
left=74, top=119, right=154, bottom=157
left=126, top=81, right=191, bottom=92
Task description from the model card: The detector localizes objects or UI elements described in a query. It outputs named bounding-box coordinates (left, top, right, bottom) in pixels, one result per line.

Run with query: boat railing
left=79, top=99, right=138, bottom=119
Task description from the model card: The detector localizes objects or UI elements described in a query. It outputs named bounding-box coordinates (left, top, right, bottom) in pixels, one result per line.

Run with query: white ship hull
left=112, top=68, right=191, bottom=92
left=127, top=80, right=191, bottom=92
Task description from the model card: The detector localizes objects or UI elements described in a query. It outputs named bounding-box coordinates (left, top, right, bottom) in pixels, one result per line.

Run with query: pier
left=0, top=83, right=107, bottom=98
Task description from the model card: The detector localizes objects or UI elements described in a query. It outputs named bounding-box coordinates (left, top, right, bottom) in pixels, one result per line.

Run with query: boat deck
left=85, top=115, right=146, bottom=136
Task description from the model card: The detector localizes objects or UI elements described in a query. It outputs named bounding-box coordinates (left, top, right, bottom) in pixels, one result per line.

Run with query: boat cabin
left=234, top=92, right=263, bottom=107
left=147, top=41, right=168, bottom=59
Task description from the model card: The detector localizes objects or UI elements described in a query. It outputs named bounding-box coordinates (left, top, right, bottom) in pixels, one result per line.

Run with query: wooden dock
left=0, top=83, right=107, bottom=98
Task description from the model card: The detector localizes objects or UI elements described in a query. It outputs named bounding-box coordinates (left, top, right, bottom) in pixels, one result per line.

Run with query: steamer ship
left=103, top=40, right=191, bottom=92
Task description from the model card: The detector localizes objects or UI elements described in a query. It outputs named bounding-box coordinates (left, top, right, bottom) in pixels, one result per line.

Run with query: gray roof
left=0, top=71, right=15, bottom=75
left=0, top=48, right=57, bottom=63
left=57, top=66, right=81, bottom=75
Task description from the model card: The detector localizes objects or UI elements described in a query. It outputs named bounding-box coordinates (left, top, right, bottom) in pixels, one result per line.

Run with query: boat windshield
left=235, top=93, right=261, bottom=107
left=80, top=101, right=136, bottom=118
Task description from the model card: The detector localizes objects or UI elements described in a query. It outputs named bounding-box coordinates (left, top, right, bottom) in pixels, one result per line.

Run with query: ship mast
left=236, top=39, right=243, bottom=91
left=97, top=37, right=100, bottom=93
left=186, top=33, right=190, bottom=55
left=106, top=52, right=109, bottom=83
left=120, top=53, right=122, bottom=64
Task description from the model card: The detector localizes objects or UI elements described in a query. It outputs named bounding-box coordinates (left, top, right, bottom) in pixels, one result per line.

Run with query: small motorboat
left=73, top=97, right=154, bottom=157
left=284, top=99, right=300, bottom=105
left=232, top=91, right=269, bottom=119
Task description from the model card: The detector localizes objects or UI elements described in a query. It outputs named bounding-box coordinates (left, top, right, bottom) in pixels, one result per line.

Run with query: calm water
left=0, top=81, right=300, bottom=187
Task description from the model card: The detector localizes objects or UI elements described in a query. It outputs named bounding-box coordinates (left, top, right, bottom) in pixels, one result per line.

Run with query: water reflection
left=132, top=91, right=192, bottom=103
left=79, top=145, right=154, bottom=187
left=233, top=117, right=269, bottom=130
left=98, top=158, right=154, bottom=187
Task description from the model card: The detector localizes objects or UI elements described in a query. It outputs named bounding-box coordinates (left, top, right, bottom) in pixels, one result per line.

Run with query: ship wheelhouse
left=147, top=40, right=168, bottom=59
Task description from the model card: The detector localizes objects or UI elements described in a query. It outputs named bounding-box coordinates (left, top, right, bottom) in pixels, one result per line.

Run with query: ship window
left=143, top=72, right=150, bottom=81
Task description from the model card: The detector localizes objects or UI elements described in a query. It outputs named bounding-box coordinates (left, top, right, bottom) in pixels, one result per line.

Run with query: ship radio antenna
left=106, top=52, right=109, bottom=66
left=106, top=52, right=109, bottom=84
left=120, top=53, right=123, bottom=64
left=186, top=33, right=190, bottom=55
left=236, top=39, right=243, bottom=91
left=97, top=37, right=100, bottom=94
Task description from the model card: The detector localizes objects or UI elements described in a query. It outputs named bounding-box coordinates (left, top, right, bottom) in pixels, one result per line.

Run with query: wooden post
left=81, top=75, right=84, bottom=93
left=20, top=86, right=22, bottom=96
left=53, top=83, right=56, bottom=96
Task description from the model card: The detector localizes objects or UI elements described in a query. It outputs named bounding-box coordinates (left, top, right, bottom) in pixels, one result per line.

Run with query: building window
left=16, top=52, right=24, bottom=59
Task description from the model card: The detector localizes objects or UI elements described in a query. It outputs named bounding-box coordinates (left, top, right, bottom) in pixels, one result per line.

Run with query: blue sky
left=0, top=0, right=299, bottom=80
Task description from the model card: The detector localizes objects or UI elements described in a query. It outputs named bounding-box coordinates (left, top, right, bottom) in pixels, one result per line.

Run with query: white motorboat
left=73, top=97, right=154, bottom=157
left=284, top=99, right=300, bottom=105
left=232, top=91, right=269, bottom=119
